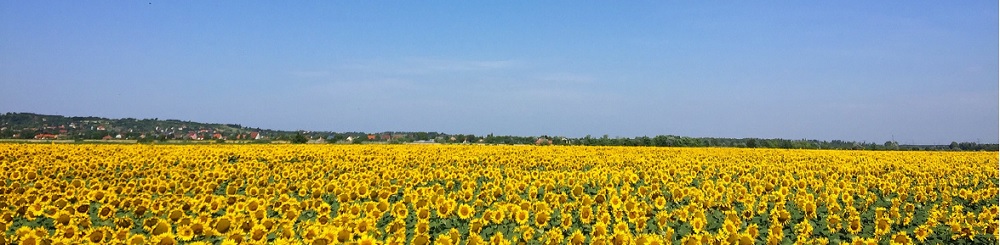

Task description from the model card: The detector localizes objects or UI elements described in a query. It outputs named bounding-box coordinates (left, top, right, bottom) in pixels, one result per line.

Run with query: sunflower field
left=0, top=144, right=996, bottom=245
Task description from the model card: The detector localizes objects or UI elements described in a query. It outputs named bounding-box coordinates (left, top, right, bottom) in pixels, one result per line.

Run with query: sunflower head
left=592, top=222, right=608, bottom=237
left=534, top=211, right=551, bottom=227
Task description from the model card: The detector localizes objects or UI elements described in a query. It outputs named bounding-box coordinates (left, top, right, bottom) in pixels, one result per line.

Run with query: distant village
left=3, top=119, right=266, bottom=141
left=0, top=113, right=467, bottom=143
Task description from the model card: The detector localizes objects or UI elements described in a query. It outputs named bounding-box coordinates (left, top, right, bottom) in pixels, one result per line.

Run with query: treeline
left=476, top=134, right=997, bottom=151
left=304, top=132, right=997, bottom=151
left=2, top=112, right=995, bottom=151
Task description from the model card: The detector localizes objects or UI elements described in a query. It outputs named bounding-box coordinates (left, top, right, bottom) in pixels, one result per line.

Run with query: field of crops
left=0, top=144, right=996, bottom=244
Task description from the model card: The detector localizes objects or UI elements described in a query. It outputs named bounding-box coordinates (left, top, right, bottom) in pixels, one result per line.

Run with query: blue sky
left=1, top=1, right=997, bottom=144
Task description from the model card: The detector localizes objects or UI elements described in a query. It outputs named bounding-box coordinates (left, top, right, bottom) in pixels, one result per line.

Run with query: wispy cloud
left=535, top=72, right=594, bottom=84
left=338, top=57, right=518, bottom=75
left=406, top=58, right=516, bottom=72
left=289, top=70, right=332, bottom=78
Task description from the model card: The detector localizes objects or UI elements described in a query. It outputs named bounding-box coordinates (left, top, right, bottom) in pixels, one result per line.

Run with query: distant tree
left=746, top=138, right=757, bottom=148
left=884, top=141, right=899, bottom=150
left=949, top=141, right=960, bottom=150
left=291, top=134, right=308, bottom=144
left=327, top=134, right=346, bottom=143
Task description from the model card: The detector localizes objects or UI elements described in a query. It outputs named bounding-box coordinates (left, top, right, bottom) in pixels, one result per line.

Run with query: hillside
left=0, top=112, right=444, bottom=143
left=0, top=112, right=269, bottom=141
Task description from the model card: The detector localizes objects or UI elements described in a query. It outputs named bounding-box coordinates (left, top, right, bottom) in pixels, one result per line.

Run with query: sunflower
left=18, top=232, right=41, bottom=245
left=690, top=216, right=707, bottom=234
left=467, top=233, right=486, bottom=245
left=766, top=223, right=783, bottom=245
left=336, top=227, right=353, bottom=243
left=356, top=218, right=374, bottom=234
left=889, top=231, right=911, bottom=245
left=213, top=216, right=233, bottom=234
left=509, top=209, right=528, bottom=225
left=349, top=204, right=363, bottom=217
left=53, top=210, right=73, bottom=227
left=84, top=227, right=111, bottom=244
left=519, top=225, right=536, bottom=241
left=639, top=216, right=655, bottom=232
left=874, top=217, right=891, bottom=237
left=568, top=229, right=586, bottom=245
left=722, top=219, right=738, bottom=235
left=392, top=203, right=408, bottom=219
left=812, top=209, right=832, bottom=227
left=386, top=230, right=407, bottom=245
left=950, top=221, right=976, bottom=240
left=411, top=233, right=430, bottom=245
left=358, top=233, right=379, bottom=245
left=795, top=219, right=813, bottom=238
left=490, top=208, right=505, bottom=225
left=387, top=219, right=406, bottom=234
left=111, top=227, right=130, bottom=242
left=571, top=184, right=585, bottom=199
left=434, top=233, right=454, bottom=245
left=847, top=216, right=862, bottom=235
left=455, top=204, right=474, bottom=220
left=802, top=201, right=817, bottom=219
left=591, top=235, right=609, bottom=245
left=416, top=220, right=430, bottom=234
left=913, top=224, right=931, bottom=242
left=489, top=232, right=510, bottom=245
left=188, top=221, right=209, bottom=237
left=54, top=223, right=79, bottom=240
left=416, top=207, right=431, bottom=220
left=166, top=208, right=184, bottom=222
left=627, top=210, right=641, bottom=221
left=74, top=203, right=90, bottom=215
left=150, top=232, right=177, bottom=245
left=434, top=201, right=454, bottom=218
left=653, top=196, right=667, bottom=210
left=611, top=230, right=632, bottom=245
left=592, top=222, right=608, bottom=237
left=534, top=210, right=551, bottom=227
left=580, top=206, right=594, bottom=225
left=774, top=209, right=791, bottom=225
left=545, top=229, right=565, bottom=245
left=469, top=218, right=485, bottom=234
left=448, top=228, right=461, bottom=243
left=561, top=215, right=574, bottom=231
left=851, top=237, right=878, bottom=245
left=151, top=219, right=171, bottom=236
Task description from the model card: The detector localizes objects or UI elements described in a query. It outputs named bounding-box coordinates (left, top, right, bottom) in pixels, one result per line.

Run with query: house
left=102, top=135, right=112, bottom=140
left=96, top=126, right=106, bottom=131
left=250, top=132, right=262, bottom=140
left=189, top=133, right=199, bottom=140
left=212, top=133, right=223, bottom=139
left=115, top=134, right=123, bottom=139
left=367, top=134, right=376, bottom=140
left=34, top=134, right=58, bottom=140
